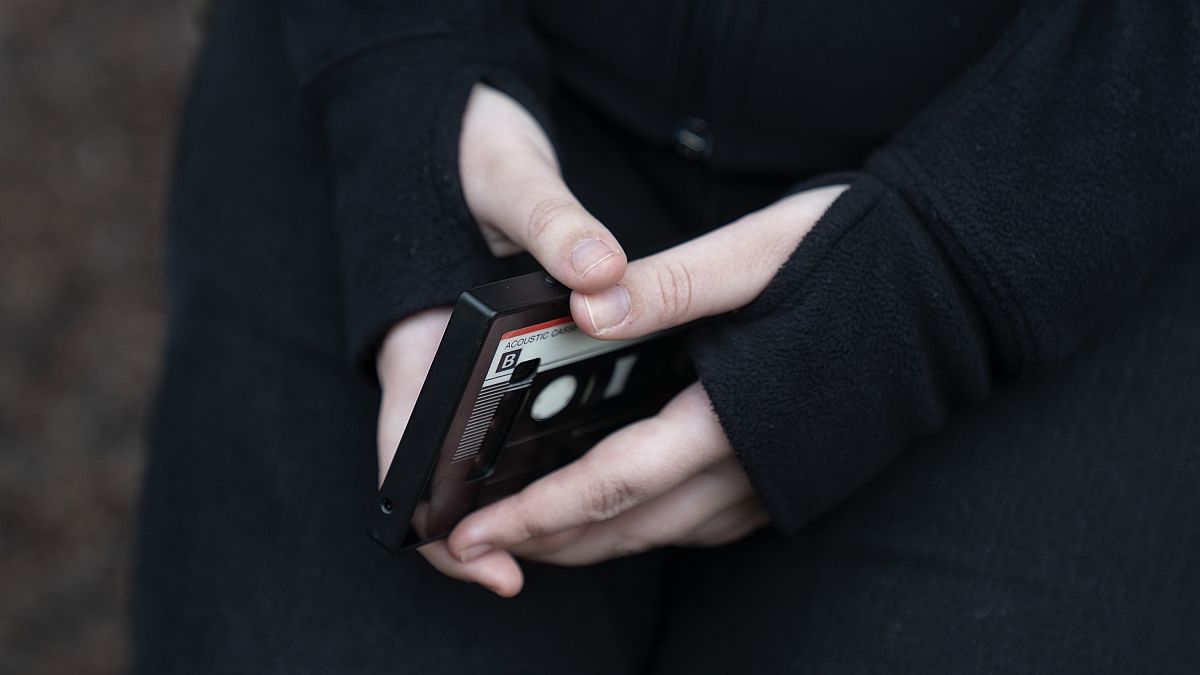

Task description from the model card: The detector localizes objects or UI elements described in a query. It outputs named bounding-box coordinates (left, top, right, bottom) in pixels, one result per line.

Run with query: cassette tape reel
left=369, top=271, right=695, bottom=552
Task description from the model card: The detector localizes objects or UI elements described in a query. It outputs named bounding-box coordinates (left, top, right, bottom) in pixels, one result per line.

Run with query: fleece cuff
left=691, top=173, right=992, bottom=534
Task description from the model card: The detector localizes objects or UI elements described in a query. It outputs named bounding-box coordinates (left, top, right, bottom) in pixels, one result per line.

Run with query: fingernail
left=459, top=543, right=492, bottom=563
left=571, top=238, right=617, bottom=278
left=582, top=285, right=631, bottom=334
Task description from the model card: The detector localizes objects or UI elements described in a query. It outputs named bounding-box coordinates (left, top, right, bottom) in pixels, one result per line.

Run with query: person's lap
left=136, top=1, right=1200, bottom=672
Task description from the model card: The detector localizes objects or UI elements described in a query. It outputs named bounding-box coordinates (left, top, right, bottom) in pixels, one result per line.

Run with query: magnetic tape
left=368, top=271, right=695, bottom=552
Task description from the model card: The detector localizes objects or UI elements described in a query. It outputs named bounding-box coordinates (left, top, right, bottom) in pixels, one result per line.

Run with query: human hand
left=379, top=83, right=624, bottom=475
left=374, top=83, right=634, bottom=594
left=378, top=311, right=766, bottom=596
left=434, top=184, right=849, bottom=595
left=376, top=306, right=535, bottom=596
left=377, top=83, right=847, bottom=596
left=455, top=81, right=844, bottom=343
left=457, top=83, right=628, bottom=292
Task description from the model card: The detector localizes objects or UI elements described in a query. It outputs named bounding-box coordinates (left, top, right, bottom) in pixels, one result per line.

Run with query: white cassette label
left=482, top=317, right=639, bottom=386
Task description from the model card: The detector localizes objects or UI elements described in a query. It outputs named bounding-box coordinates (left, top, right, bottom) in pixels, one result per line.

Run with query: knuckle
left=652, top=260, right=695, bottom=323
left=525, top=197, right=575, bottom=244
left=583, top=475, right=641, bottom=522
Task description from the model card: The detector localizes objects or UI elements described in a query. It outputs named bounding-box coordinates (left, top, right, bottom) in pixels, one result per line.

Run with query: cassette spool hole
left=530, top=374, right=578, bottom=421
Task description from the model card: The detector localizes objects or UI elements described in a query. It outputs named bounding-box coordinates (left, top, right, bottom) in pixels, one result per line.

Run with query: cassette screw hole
left=380, top=498, right=394, bottom=515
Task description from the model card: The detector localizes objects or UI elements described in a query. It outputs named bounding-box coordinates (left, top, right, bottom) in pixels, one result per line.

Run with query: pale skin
left=377, top=84, right=847, bottom=596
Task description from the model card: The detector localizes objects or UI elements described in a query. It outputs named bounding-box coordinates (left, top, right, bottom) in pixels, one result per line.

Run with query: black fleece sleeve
left=277, top=1, right=549, bottom=367
left=692, top=0, right=1200, bottom=534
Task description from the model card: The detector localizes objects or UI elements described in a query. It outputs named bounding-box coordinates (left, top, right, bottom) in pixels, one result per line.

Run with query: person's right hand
left=376, top=83, right=630, bottom=595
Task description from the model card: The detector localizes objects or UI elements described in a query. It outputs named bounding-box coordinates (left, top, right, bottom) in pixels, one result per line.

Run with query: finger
left=677, top=496, right=771, bottom=547
left=510, top=454, right=755, bottom=566
left=459, top=85, right=626, bottom=292
left=446, top=383, right=727, bottom=561
left=376, top=307, right=452, bottom=484
left=518, top=499, right=767, bottom=566
left=570, top=184, right=849, bottom=337
left=417, top=540, right=525, bottom=597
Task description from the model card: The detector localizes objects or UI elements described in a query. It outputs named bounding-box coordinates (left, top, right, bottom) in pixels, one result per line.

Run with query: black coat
left=281, top=0, right=1200, bottom=533
left=135, top=0, right=1200, bottom=672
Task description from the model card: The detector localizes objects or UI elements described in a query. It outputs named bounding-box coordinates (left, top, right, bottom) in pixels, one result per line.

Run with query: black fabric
left=276, top=0, right=1199, bottom=534
left=693, top=176, right=994, bottom=534
left=136, top=0, right=1200, bottom=672
left=275, top=0, right=1024, bottom=365
left=528, top=0, right=1023, bottom=173
left=656, top=230, right=1200, bottom=671
left=279, top=0, right=553, bottom=366
left=693, top=0, right=1200, bottom=533
left=136, top=3, right=667, bottom=672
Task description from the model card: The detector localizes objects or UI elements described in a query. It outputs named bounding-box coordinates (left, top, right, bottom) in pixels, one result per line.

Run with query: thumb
left=459, top=84, right=627, bottom=293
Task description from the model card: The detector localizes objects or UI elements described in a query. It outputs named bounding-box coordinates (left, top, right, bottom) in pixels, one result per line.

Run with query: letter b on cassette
left=496, top=349, right=522, bottom=373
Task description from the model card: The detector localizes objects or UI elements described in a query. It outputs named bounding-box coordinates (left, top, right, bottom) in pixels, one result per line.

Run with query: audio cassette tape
left=368, top=271, right=695, bottom=552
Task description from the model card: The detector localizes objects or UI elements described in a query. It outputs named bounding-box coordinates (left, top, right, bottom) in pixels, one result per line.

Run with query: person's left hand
left=421, top=184, right=847, bottom=596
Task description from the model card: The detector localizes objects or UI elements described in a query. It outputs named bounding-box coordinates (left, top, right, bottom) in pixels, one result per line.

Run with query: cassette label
left=484, top=317, right=640, bottom=386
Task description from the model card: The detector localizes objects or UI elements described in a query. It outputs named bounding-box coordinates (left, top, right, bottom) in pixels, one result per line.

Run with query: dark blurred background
left=0, top=1, right=200, bottom=672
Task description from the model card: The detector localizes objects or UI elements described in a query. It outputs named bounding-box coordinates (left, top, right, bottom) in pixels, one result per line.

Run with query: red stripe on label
left=502, top=316, right=572, bottom=339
